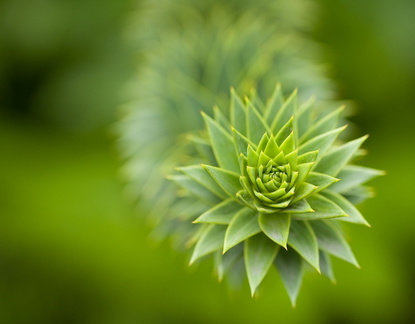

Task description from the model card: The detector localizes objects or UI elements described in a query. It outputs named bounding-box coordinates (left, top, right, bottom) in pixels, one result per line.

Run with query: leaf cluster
left=171, top=86, right=383, bottom=304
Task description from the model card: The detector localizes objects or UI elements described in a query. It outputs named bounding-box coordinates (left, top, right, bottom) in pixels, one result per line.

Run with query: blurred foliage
left=0, top=0, right=415, bottom=323
left=0, top=0, right=134, bottom=132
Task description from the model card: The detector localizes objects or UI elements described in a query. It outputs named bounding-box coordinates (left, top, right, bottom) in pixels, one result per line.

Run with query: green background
left=1, top=0, right=414, bottom=323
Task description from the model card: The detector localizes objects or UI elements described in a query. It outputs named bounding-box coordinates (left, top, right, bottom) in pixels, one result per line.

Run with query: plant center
left=261, top=164, right=288, bottom=187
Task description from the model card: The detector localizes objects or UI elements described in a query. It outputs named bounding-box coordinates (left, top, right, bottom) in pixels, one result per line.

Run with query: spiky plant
left=169, top=85, right=383, bottom=305
left=117, top=0, right=382, bottom=306
left=118, top=0, right=335, bottom=230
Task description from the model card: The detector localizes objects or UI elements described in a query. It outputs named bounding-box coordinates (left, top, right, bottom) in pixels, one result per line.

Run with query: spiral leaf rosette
left=170, top=85, right=383, bottom=305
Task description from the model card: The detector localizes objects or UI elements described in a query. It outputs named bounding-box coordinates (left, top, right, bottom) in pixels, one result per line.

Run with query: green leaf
left=293, top=193, right=348, bottom=220
left=270, top=89, right=297, bottom=134
left=274, top=117, right=294, bottom=146
left=239, top=153, right=248, bottom=176
left=194, top=198, right=244, bottom=225
left=321, top=190, right=370, bottom=226
left=264, top=83, right=284, bottom=125
left=297, top=150, right=318, bottom=164
left=296, top=95, right=316, bottom=137
left=246, top=99, right=270, bottom=144
left=330, top=165, right=385, bottom=193
left=203, top=165, right=241, bottom=198
left=178, top=165, right=227, bottom=199
left=299, top=126, right=346, bottom=156
left=226, top=257, right=246, bottom=290
left=342, top=185, right=374, bottom=205
left=236, top=188, right=256, bottom=208
left=280, top=198, right=314, bottom=214
left=310, top=221, right=359, bottom=267
left=275, top=248, right=304, bottom=307
left=224, top=208, right=260, bottom=252
left=258, top=151, right=272, bottom=166
left=190, top=224, right=227, bottom=264
left=263, top=135, right=280, bottom=158
left=319, top=250, right=336, bottom=283
left=170, top=198, right=209, bottom=221
left=295, top=162, right=315, bottom=185
left=288, top=220, right=320, bottom=271
left=184, top=224, right=208, bottom=249
left=213, top=105, right=231, bottom=130
left=279, top=132, right=296, bottom=155
left=285, top=149, right=298, bottom=168
left=314, top=135, right=368, bottom=176
left=306, top=172, right=339, bottom=193
left=255, top=204, right=288, bottom=214
left=168, top=174, right=220, bottom=205
left=244, top=233, right=279, bottom=295
left=291, top=184, right=318, bottom=204
left=259, top=213, right=291, bottom=248
left=230, top=88, right=247, bottom=136
left=215, top=244, right=243, bottom=281
left=187, top=134, right=216, bottom=164
left=248, top=87, right=266, bottom=112
left=247, top=145, right=259, bottom=167
left=232, top=128, right=256, bottom=157
left=257, top=133, right=269, bottom=153
left=202, top=112, right=240, bottom=173
left=300, top=106, right=344, bottom=143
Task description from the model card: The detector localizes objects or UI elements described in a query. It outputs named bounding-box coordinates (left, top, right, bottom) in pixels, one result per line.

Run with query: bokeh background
left=1, top=0, right=414, bottom=323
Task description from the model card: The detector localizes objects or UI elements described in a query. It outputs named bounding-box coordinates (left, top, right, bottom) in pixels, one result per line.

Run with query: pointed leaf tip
left=246, top=100, right=269, bottom=144
left=310, top=220, right=360, bottom=268
left=259, top=213, right=291, bottom=248
left=190, top=225, right=227, bottom=265
left=321, top=190, right=370, bottom=226
left=275, top=248, right=304, bottom=306
left=203, top=112, right=240, bottom=173
left=288, top=220, right=320, bottom=272
left=178, top=164, right=228, bottom=199
left=319, top=250, right=336, bottom=283
left=315, top=135, right=369, bottom=176
left=203, top=165, right=241, bottom=199
left=194, top=198, right=243, bottom=224
left=223, top=208, right=260, bottom=253
left=245, top=234, right=278, bottom=295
